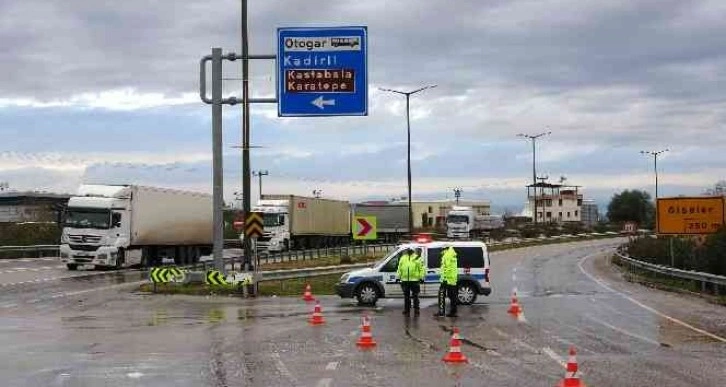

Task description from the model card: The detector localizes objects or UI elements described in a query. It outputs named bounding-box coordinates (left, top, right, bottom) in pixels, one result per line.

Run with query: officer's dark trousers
left=438, top=283, right=458, bottom=316
left=401, top=282, right=420, bottom=312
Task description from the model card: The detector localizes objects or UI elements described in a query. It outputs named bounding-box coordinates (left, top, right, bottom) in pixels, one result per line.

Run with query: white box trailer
left=60, top=184, right=212, bottom=270
left=253, top=194, right=350, bottom=251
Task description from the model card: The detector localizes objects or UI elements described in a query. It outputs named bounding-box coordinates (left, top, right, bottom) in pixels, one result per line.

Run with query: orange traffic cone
left=442, top=327, right=468, bottom=363
left=302, top=283, right=315, bottom=302
left=309, top=300, right=325, bottom=325
left=356, top=315, right=377, bottom=349
left=507, top=290, right=522, bottom=315
left=557, top=346, right=585, bottom=387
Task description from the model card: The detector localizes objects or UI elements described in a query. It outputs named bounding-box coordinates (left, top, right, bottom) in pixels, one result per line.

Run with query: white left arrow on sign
left=311, top=96, right=336, bottom=110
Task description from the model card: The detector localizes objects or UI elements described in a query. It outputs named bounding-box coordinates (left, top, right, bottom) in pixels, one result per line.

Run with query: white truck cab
left=336, top=237, right=492, bottom=306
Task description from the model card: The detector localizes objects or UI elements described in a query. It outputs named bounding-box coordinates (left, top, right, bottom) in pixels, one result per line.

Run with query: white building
left=392, top=199, right=491, bottom=229
left=526, top=183, right=583, bottom=223
left=581, top=200, right=600, bottom=228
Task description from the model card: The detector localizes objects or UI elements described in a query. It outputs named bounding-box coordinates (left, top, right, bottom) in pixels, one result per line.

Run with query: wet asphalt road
left=1, top=239, right=725, bottom=387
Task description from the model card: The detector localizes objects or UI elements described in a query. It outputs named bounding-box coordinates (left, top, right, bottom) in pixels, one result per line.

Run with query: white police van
left=335, top=237, right=491, bottom=306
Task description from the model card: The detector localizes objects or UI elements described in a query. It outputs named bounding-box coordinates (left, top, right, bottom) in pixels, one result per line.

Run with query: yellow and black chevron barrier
left=167, top=267, right=185, bottom=282
left=150, top=267, right=171, bottom=283
left=150, top=267, right=186, bottom=283
left=206, top=270, right=228, bottom=286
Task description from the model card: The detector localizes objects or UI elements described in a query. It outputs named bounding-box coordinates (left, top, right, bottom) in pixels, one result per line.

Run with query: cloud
left=2, top=0, right=726, bottom=208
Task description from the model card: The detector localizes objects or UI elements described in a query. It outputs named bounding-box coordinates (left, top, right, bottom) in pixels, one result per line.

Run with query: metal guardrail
left=257, top=244, right=395, bottom=264
left=259, top=263, right=372, bottom=282
left=615, top=251, right=726, bottom=293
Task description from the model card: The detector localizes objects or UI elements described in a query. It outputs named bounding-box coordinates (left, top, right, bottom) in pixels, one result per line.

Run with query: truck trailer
left=60, top=184, right=213, bottom=270
left=247, top=194, right=350, bottom=251
left=351, top=202, right=409, bottom=243
left=446, top=206, right=504, bottom=239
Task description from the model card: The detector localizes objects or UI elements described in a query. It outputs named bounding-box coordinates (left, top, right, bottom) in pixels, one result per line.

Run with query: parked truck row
left=243, top=195, right=410, bottom=252
left=58, top=185, right=503, bottom=270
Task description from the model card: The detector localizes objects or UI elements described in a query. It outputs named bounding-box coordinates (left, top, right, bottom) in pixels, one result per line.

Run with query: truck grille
left=68, top=235, right=102, bottom=244
left=69, top=244, right=99, bottom=252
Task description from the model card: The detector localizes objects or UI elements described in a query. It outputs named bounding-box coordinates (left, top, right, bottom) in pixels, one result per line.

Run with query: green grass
left=257, top=273, right=341, bottom=297
left=611, top=255, right=726, bottom=306
left=139, top=273, right=342, bottom=297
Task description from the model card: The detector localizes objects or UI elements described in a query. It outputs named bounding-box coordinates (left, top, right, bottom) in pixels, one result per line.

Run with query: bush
left=626, top=227, right=726, bottom=276
left=0, top=223, right=61, bottom=246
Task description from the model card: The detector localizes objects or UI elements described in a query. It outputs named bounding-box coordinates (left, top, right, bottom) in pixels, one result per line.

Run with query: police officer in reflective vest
left=397, top=248, right=424, bottom=315
left=436, top=245, right=458, bottom=317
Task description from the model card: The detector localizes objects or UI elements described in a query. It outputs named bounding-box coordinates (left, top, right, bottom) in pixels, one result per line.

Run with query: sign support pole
left=211, top=48, right=225, bottom=273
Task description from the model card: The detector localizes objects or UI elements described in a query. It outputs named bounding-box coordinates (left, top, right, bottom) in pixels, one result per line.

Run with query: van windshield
left=375, top=249, right=403, bottom=268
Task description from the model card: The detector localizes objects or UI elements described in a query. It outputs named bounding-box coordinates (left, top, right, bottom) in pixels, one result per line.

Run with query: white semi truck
left=446, top=206, right=504, bottom=239
left=60, top=184, right=213, bottom=270
left=244, top=194, right=350, bottom=252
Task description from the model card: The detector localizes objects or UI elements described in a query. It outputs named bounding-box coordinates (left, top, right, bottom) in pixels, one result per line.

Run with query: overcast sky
left=1, top=0, right=725, bottom=212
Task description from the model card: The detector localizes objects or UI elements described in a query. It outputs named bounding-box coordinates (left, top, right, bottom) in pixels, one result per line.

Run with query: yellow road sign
left=353, top=216, right=377, bottom=240
left=244, top=212, right=264, bottom=238
left=657, top=196, right=725, bottom=235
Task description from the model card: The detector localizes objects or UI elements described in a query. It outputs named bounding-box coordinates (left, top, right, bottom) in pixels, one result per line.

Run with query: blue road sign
left=277, top=26, right=368, bottom=117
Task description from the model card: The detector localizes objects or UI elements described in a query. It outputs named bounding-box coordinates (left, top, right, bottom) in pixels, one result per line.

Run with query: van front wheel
left=355, top=283, right=379, bottom=306
left=457, top=282, right=478, bottom=305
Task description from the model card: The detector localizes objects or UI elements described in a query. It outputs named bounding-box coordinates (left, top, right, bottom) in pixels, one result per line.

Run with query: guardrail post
left=702, top=280, right=707, bottom=293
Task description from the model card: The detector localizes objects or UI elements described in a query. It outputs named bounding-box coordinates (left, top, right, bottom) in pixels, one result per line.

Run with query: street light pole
left=517, top=131, right=551, bottom=225
left=640, top=149, right=668, bottom=199
left=379, top=85, right=437, bottom=235
left=640, top=149, right=669, bottom=232
left=253, top=170, right=269, bottom=201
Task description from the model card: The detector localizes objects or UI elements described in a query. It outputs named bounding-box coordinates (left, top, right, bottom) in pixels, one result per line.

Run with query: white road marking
left=540, top=330, right=596, bottom=355
left=127, top=372, right=144, bottom=378
left=0, top=280, right=146, bottom=309
left=542, top=347, right=566, bottom=368
left=270, top=353, right=296, bottom=384
left=578, top=252, right=726, bottom=344
left=325, top=361, right=339, bottom=371
left=584, top=314, right=661, bottom=346
left=0, top=269, right=131, bottom=287
left=492, top=328, right=539, bottom=353
left=315, top=378, right=332, bottom=387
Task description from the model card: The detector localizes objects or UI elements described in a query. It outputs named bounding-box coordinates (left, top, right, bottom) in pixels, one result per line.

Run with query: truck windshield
left=447, top=215, right=469, bottom=224
left=263, top=213, right=282, bottom=227
left=64, top=208, right=111, bottom=229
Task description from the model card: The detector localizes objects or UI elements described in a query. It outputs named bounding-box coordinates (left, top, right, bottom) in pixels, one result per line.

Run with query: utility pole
left=453, top=187, right=462, bottom=205
left=379, top=85, right=437, bottom=234
left=253, top=170, right=268, bottom=200
left=240, top=0, right=255, bottom=294
left=641, top=149, right=669, bottom=233
left=517, top=131, right=551, bottom=225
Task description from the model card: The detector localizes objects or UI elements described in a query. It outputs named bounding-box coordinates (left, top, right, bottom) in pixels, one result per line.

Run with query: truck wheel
left=115, top=249, right=125, bottom=270
left=457, top=282, right=478, bottom=305
left=66, top=264, right=78, bottom=271
left=355, top=283, right=379, bottom=306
